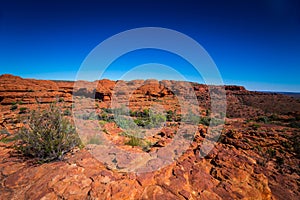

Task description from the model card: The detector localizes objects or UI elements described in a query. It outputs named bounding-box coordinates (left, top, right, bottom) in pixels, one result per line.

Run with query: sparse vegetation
left=15, top=103, right=82, bottom=162
left=122, top=131, right=152, bottom=151
left=256, top=116, right=269, bottom=123
left=199, top=117, right=211, bottom=126
left=63, top=109, right=71, bottom=116
left=0, top=135, right=18, bottom=143
left=250, top=123, right=261, bottom=130
left=125, top=135, right=143, bottom=147
left=19, top=107, right=27, bottom=114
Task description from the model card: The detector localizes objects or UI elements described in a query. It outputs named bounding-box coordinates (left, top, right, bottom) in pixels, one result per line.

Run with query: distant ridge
left=259, top=91, right=300, bottom=99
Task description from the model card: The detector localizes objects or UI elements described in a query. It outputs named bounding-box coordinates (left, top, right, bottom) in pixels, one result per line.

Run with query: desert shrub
left=134, top=118, right=149, bottom=127
left=166, top=110, right=174, bottom=122
left=129, top=110, right=137, bottom=117
left=257, top=116, right=269, bottom=123
left=184, top=112, right=200, bottom=125
left=63, top=109, right=71, bottom=116
left=125, top=135, right=142, bottom=146
left=15, top=104, right=82, bottom=162
left=143, top=109, right=150, bottom=117
left=0, top=135, right=18, bottom=143
left=19, top=107, right=27, bottom=114
left=149, top=112, right=166, bottom=128
left=251, top=123, right=261, bottom=130
left=102, top=108, right=113, bottom=114
left=98, top=111, right=114, bottom=122
left=98, top=120, right=107, bottom=126
left=116, top=116, right=136, bottom=129
left=199, top=117, right=211, bottom=126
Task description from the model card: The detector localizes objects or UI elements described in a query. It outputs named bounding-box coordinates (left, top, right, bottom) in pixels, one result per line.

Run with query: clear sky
left=0, top=0, right=299, bottom=92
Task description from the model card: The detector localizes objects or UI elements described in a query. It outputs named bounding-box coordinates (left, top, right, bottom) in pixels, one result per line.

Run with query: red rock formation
left=0, top=74, right=299, bottom=199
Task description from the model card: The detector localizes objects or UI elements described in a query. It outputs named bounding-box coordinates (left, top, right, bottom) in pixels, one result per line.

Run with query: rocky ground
left=0, top=74, right=299, bottom=199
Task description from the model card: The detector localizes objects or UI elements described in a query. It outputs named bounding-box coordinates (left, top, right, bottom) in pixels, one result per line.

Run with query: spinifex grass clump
left=15, top=103, right=82, bottom=162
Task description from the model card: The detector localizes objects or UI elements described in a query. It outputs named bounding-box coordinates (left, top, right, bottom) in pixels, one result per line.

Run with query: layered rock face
left=0, top=74, right=299, bottom=199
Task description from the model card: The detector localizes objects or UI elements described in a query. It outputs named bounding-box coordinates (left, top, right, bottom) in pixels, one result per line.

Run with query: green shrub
left=166, top=110, right=174, bottom=121
left=116, top=116, right=136, bottom=129
left=183, top=110, right=199, bottom=125
left=0, top=135, right=18, bottom=143
left=15, top=104, right=82, bottom=162
left=251, top=123, right=261, bottom=130
left=19, top=107, right=27, bottom=114
left=199, top=117, right=211, bottom=126
left=125, top=135, right=143, bottom=147
left=134, top=118, right=148, bottom=127
left=257, top=116, right=269, bottom=123
left=63, top=109, right=71, bottom=116
left=98, top=120, right=107, bottom=126
left=149, top=112, right=166, bottom=128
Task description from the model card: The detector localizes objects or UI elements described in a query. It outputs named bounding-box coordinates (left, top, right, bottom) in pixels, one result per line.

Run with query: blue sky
left=0, top=0, right=299, bottom=92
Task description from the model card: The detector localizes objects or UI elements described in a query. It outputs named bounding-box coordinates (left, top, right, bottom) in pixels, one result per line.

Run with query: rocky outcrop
left=0, top=74, right=299, bottom=199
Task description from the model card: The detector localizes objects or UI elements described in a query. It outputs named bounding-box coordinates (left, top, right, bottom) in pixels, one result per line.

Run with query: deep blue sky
left=0, top=0, right=299, bottom=92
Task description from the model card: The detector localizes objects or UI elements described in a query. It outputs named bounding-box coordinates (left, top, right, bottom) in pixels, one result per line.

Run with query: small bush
left=134, top=118, right=148, bottom=127
left=257, top=116, right=269, bottom=123
left=98, top=120, right=107, bottom=126
left=199, top=117, right=211, bottom=126
left=125, top=135, right=143, bottom=147
left=19, top=107, right=27, bottom=114
left=63, top=109, right=71, bottom=116
left=251, top=123, right=261, bottom=130
left=15, top=104, right=82, bottom=162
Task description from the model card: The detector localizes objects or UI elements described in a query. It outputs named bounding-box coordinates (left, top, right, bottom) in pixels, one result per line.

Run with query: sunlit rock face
left=0, top=74, right=299, bottom=199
